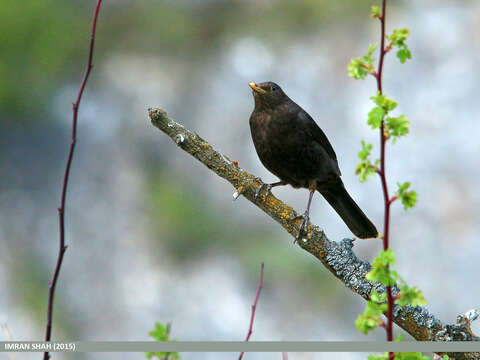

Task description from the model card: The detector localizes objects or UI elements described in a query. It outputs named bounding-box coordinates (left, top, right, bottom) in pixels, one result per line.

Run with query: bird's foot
left=291, top=212, right=310, bottom=243
left=254, top=182, right=272, bottom=199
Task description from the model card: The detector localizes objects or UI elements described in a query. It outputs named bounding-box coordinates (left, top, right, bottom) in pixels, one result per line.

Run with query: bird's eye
left=271, top=86, right=276, bottom=92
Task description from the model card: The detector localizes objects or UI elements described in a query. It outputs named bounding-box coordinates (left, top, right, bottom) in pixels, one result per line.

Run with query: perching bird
left=248, top=81, right=378, bottom=240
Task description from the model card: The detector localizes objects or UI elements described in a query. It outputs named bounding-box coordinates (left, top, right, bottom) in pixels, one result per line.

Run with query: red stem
left=43, top=1, right=103, bottom=359
left=238, top=263, right=265, bottom=360
left=376, top=0, right=394, bottom=355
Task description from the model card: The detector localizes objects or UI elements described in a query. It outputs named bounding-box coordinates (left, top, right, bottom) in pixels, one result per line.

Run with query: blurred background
left=2, top=0, right=480, bottom=359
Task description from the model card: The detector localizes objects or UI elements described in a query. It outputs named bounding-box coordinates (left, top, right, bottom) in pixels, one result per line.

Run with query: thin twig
left=375, top=1, right=395, bottom=356
left=43, top=1, right=103, bottom=359
left=239, top=262, right=265, bottom=360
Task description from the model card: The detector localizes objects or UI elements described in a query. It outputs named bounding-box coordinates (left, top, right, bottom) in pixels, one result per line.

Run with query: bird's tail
left=318, top=181, right=378, bottom=239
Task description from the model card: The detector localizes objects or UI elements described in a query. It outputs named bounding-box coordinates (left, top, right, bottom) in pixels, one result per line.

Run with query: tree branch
left=148, top=107, right=480, bottom=359
left=43, top=1, right=103, bottom=359
left=239, top=262, right=264, bottom=360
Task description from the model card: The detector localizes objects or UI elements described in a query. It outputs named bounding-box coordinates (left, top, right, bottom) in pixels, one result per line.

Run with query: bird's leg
left=254, top=180, right=287, bottom=199
left=292, top=188, right=315, bottom=243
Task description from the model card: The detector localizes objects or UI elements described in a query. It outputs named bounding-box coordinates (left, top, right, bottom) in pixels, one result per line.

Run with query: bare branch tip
left=148, top=107, right=169, bottom=123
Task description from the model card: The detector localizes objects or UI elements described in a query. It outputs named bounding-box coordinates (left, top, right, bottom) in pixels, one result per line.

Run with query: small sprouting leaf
left=356, top=161, right=377, bottom=182
left=385, top=115, right=410, bottom=139
left=366, top=43, right=378, bottom=59
left=370, top=289, right=387, bottom=304
left=149, top=322, right=169, bottom=342
left=348, top=59, right=375, bottom=79
left=356, top=290, right=387, bottom=334
left=358, top=140, right=373, bottom=160
left=388, top=28, right=412, bottom=64
left=397, top=48, right=412, bottom=63
left=396, top=285, right=427, bottom=307
left=371, top=92, right=397, bottom=111
left=366, top=249, right=397, bottom=286
left=356, top=140, right=377, bottom=182
left=146, top=322, right=180, bottom=360
left=348, top=44, right=377, bottom=80
left=368, top=354, right=388, bottom=360
left=370, top=5, right=381, bottom=19
left=348, top=58, right=368, bottom=79
left=388, top=28, right=410, bottom=45
left=396, top=181, right=417, bottom=210
left=368, top=106, right=385, bottom=129
left=393, top=352, right=430, bottom=360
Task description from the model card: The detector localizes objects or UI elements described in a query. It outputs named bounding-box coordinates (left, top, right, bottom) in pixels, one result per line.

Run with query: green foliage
left=370, top=6, right=381, bottom=19
left=368, top=354, right=388, bottom=360
left=371, top=93, right=398, bottom=111
left=366, top=92, right=410, bottom=142
left=352, top=4, right=424, bottom=356
left=358, top=140, right=373, bottom=160
left=356, top=141, right=379, bottom=182
left=385, top=115, right=410, bottom=140
left=387, top=28, right=412, bottom=63
left=366, top=249, right=398, bottom=286
left=388, top=28, right=410, bottom=45
left=396, top=285, right=427, bottom=307
left=146, top=322, right=180, bottom=360
left=356, top=290, right=388, bottom=334
left=369, top=353, right=431, bottom=360
left=396, top=182, right=417, bottom=210
left=348, top=44, right=377, bottom=79
left=367, top=93, right=400, bottom=133
left=368, top=106, right=385, bottom=129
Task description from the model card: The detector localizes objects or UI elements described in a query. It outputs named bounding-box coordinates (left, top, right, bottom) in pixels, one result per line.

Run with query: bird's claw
left=291, top=212, right=310, bottom=243
left=255, top=182, right=272, bottom=199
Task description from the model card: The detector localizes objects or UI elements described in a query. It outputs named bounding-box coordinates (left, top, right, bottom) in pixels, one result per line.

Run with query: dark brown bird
left=248, top=81, right=378, bottom=240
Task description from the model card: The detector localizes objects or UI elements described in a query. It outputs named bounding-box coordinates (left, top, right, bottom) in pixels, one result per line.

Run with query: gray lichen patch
left=324, top=238, right=373, bottom=298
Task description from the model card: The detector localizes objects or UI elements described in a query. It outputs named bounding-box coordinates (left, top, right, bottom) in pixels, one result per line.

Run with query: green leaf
left=396, top=182, right=417, bottom=210
left=146, top=322, right=180, bottom=360
left=356, top=290, right=387, bottom=334
left=368, top=354, right=388, bottom=360
left=356, top=141, right=377, bottom=182
left=370, top=5, right=381, bottom=19
left=348, top=58, right=373, bottom=80
left=396, top=285, right=427, bottom=307
left=356, top=161, right=377, bottom=182
left=366, top=43, right=378, bottom=59
left=348, top=44, right=377, bottom=80
left=393, top=352, right=430, bottom=360
left=388, top=28, right=410, bottom=45
left=388, top=28, right=412, bottom=64
left=397, top=48, right=412, bottom=63
left=371, top=92, right=397, bottom=111
left=366, top=249, right=397, bottom=286
left=370, top=289, right=387, bottom=304
left=386, top=115, right=410, bottom=139
left=149, top=322, right=169, bottom=342
left=368, top=106, right=385, bottom=129
left=358, top=140, right=373, bottom=160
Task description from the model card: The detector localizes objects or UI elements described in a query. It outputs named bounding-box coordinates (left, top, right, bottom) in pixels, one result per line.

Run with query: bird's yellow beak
left=249, top=82, right=267, bottom=94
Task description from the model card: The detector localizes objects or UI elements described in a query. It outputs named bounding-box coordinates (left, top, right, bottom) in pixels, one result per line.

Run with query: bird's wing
left=297, top=110, right=338, bottom=161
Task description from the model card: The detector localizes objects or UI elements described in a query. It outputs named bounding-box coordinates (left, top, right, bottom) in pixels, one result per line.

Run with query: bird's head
left=249, top=81, right=288, bottom=109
